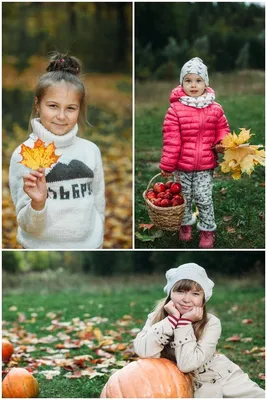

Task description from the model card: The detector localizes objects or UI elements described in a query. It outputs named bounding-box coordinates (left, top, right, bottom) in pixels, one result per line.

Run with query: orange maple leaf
left=19, top=138, right=61, bottom=169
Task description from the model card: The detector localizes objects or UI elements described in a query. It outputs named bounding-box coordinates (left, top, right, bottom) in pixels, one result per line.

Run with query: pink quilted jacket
left=159, top=85, right=230, bottom=172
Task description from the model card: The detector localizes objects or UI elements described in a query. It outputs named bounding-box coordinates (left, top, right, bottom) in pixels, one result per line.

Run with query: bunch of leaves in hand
left=220, top=128, right=265, bottom=180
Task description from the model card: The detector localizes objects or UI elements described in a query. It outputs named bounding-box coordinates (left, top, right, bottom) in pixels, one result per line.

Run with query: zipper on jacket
left=194, top=109, right=205, bottom=170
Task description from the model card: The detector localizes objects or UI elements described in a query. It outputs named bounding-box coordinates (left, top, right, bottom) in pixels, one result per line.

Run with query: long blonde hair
left=152, top=279, right=208, bottom=362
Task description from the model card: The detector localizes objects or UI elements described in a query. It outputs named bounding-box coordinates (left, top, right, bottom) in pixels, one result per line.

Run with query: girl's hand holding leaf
left=23, top=168, right=47, bottom=210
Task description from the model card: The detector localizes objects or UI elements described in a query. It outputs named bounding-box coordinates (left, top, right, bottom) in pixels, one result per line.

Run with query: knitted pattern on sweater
left=9, top=119, right=105, bottom=249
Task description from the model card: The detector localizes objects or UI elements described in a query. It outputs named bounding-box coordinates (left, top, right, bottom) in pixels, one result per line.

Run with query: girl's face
left=170, top=287, right=204, bottom=315
left=182, top=73, right=206, bottom=97
left=37, top=81, right=80, bottom=136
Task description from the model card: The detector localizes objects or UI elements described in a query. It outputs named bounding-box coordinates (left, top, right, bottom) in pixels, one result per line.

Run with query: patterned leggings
left=175, top=170, right=216, bottom=231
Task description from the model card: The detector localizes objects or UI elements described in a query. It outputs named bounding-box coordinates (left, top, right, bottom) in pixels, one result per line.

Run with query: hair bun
left=46, top=52, right=81, bottom=76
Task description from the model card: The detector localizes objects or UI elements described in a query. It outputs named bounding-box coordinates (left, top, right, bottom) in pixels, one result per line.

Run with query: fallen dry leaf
left=226, top=226, right=236, bottom=233
left=19, top=138, right=61, bottom=170
left=138, top=223, right=154, bottom=230
left=226, top=335, right=241, bottom=342
left=223, top=216, right=233, bottom=222
left=220, top=187, right=228, bottom=195
left=242, top=319, right=253, bottom=324
left=243, top=347, right=265, bottom=356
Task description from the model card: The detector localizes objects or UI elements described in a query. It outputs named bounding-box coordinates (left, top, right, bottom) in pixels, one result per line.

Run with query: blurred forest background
left=135, top=2, right=264, bottom=80
left=2, top=2, right=132, bottom=249
left=3, top=250, right=264, bottom=278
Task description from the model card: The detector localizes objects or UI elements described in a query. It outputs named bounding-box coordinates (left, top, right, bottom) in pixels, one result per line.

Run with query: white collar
left=30, top=118, right=78, bottom=148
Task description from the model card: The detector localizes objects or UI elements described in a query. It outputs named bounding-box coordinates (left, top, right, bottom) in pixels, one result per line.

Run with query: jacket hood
left=170, top=85, right=215, bottom=104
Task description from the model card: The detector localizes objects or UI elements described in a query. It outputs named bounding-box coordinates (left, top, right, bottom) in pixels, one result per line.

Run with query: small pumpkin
left=2, top=367, right=39, bottom=398
left=2, top=339, right=14, bottom=362
left=100, top=358, right=193, bottom=398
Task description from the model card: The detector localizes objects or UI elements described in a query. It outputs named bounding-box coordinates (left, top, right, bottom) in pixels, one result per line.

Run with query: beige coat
left=134, top=312, right=265, bottom=398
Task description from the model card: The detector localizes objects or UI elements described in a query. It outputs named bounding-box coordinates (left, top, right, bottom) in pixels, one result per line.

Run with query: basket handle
left=146, top=172, right=180, bottom=191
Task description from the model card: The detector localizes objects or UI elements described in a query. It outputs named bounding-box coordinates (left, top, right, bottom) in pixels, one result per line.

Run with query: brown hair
left=29, top=51, right=87, bottom=133
left=152, top=279, right=208, bottom=363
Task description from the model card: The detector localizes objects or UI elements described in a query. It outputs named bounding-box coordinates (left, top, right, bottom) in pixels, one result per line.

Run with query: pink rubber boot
left=179, top=225, right=192, bottom=242
left=199, top=231, right=215, bottom=249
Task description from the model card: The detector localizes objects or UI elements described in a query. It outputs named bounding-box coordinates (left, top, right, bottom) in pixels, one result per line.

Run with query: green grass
left=135, top=81, right=265, bottom=249
left=2, top=274, right=265, bottom=396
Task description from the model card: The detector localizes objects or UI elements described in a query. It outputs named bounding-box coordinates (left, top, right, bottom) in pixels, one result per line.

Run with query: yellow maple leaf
left=232, top=167, right=242, bottom=180
left=19, top=138, right=61, bottom=169
left=222, top=128, right=252, bottom=149
left=240, top=152, right=265, bottom=176
left=223, top=146, right=255, bottom=165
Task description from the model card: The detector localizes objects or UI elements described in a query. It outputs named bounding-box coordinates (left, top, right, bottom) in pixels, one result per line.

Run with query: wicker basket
left=143, top=173, right=186, bottom=232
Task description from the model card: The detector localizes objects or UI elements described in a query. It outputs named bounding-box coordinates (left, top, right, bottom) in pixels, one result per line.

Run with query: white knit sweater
left=9, top=119, right=105, bottom=249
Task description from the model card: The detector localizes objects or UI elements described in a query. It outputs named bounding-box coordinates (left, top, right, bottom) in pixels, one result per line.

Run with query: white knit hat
left=164, top=263, right=214, bottom=301
left=180, top=57, right=209, bottom=86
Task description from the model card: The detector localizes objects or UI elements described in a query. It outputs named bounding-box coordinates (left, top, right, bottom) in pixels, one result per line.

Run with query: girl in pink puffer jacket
left=160, top=57, right=230, bottom=248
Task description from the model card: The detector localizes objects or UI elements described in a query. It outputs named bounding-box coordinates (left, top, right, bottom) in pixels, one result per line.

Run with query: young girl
left=160, top=57, right=230, bottom=249
left=9, top=52, right=105, bottom=249
left=134, top=263, right=265, bottom=398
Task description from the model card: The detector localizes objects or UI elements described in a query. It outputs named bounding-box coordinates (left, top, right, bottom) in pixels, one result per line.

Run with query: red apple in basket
left=149, top=197, right=157, bottom=204
left=171, top=195, right=184, bottom=206
left=164, top=193, right=173, bottom=200
left=153, top=182, right=165, bottom=193
left=170, top=182, right=182, bottom=194
left=154, top=198, right=162, bottom=207
left=157, top=192, right=165, bottom=199
left=165, top=181, right=173, bottom=189
left=146, top=190, right=157, bottom=200
left=161, top=199, right=171, bottom=207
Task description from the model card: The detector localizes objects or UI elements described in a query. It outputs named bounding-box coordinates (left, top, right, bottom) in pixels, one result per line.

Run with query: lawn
left=2, top=272, right=265, bottom=397
left=135, top=71, right=265, bottom=249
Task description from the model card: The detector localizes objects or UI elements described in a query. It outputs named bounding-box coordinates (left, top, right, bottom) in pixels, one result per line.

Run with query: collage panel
left=1, top=1, right=266, bottom=400
left=2, top=250, right=265, bottom=398
left=2, top=2, right=132, bottom=250
left=135, top=2, right=265, bottom=249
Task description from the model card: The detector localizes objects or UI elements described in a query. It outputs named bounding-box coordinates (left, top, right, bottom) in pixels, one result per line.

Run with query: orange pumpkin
left=2, top=368, right=39, bottom=398
left=100, top=358, right=193, bottom=398
left=2, top=339, right=14, bottom=362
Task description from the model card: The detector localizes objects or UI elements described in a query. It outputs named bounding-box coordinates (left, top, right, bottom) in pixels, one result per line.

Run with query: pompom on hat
left=180, top=57, right=209, bottom=86
left=164, top=263, right=214, bottom=302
